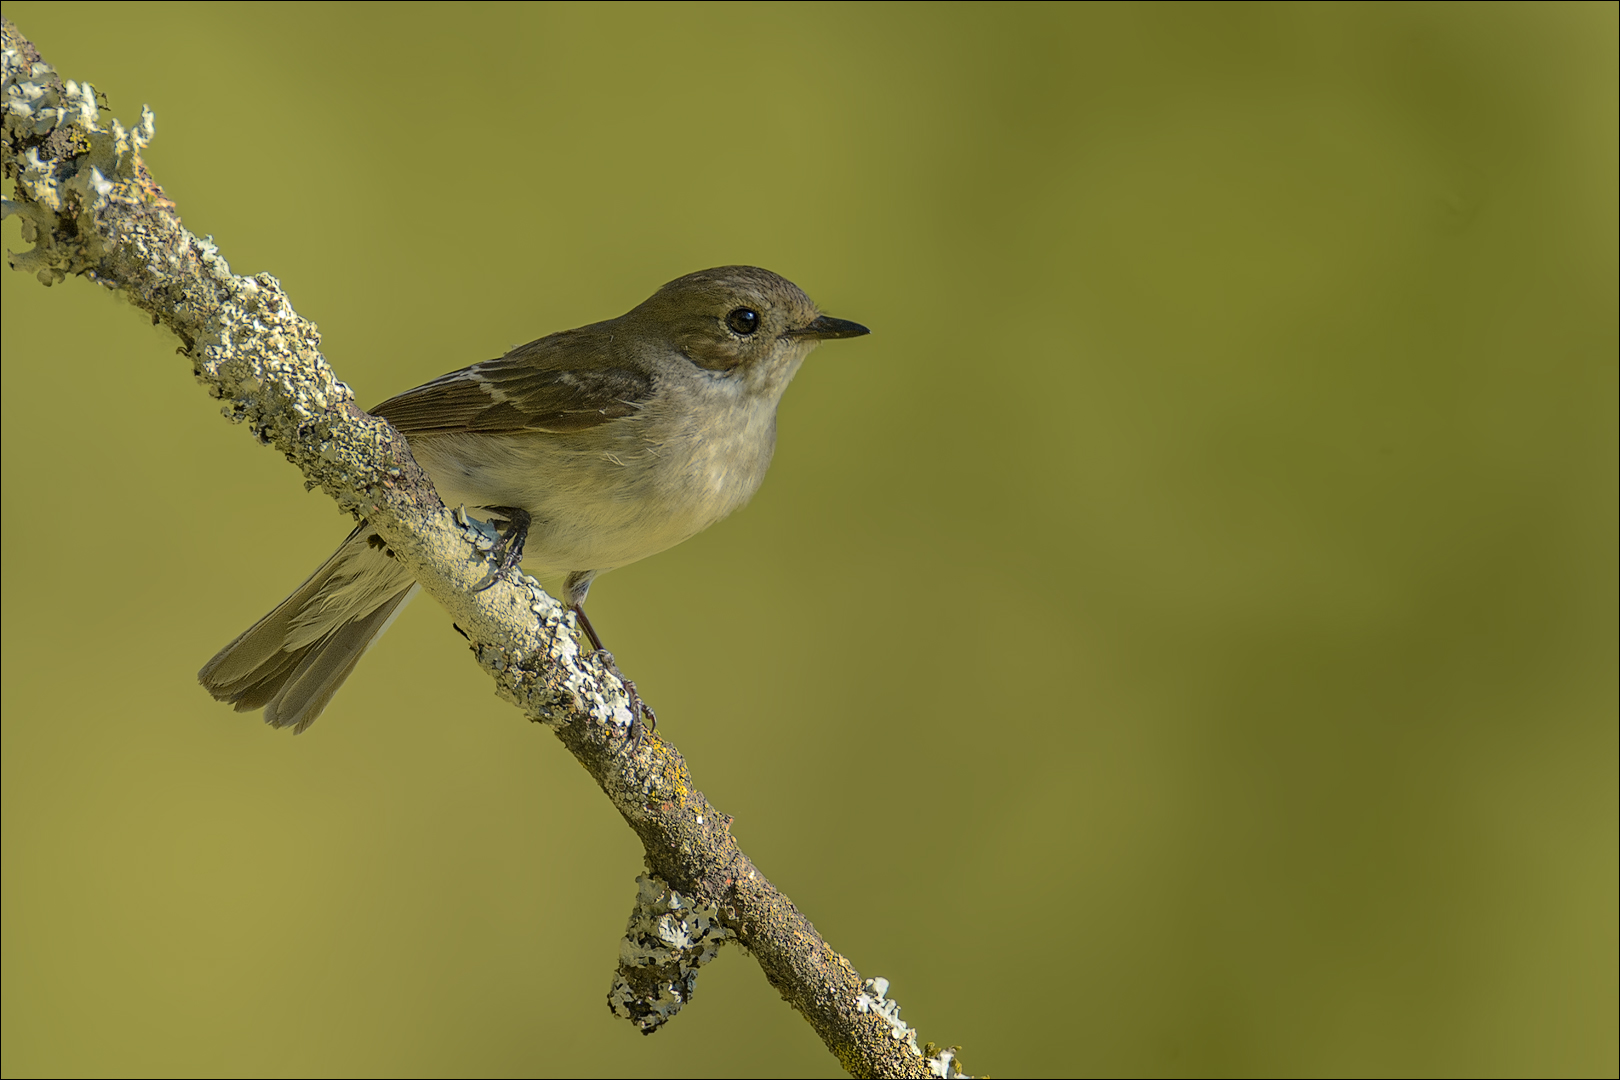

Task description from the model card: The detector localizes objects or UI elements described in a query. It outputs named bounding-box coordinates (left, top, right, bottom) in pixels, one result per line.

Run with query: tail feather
left=221, top=647, right=305, bottom=712
left=261, top=586, right=417, bottom=732
left=200, top=524, right=418, bottom=733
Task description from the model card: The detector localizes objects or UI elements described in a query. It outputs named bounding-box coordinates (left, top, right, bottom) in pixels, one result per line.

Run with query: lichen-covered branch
left=2, top=20, right=967, bottom=1080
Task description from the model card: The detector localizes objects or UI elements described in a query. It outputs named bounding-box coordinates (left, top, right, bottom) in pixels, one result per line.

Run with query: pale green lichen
left=2, top=47, right=152, bottom=282
left=856, top=978, right=973, bottom=1078
left=607, top=874, right=733, bottom=1034
left=3, top=39, right=352, bottom=476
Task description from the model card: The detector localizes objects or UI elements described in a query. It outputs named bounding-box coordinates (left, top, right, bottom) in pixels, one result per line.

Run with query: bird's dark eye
left=725, top=307, right=760, bottom=335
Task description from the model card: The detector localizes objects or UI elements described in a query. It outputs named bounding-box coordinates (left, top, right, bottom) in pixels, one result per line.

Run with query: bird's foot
left=571, top=603, right=656, bottom=752
left=594, top=649, right=657, bottom=752
left=473, top=507, right=531, bottom=591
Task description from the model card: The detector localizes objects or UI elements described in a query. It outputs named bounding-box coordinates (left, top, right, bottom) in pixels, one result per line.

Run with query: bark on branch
left=1, top=20, right=968, bottom=1080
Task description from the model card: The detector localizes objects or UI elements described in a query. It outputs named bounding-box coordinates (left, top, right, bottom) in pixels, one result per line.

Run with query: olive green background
left=2, top=3, right=1614, bottom=1077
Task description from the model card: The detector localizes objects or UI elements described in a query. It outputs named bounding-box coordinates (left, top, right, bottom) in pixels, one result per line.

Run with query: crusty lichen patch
left=856, top=978, right=973, bottom=1078
left=608, top=874, right=733, bottom=1034
left=2, top=48, right=145, bottom=283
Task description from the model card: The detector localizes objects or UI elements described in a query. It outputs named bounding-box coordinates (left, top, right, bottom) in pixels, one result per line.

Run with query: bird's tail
left=199, top=524, right=419, bottom=733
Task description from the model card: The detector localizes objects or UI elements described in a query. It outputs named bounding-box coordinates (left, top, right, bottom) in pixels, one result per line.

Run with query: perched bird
left=199, top=266, right=869, bottom=734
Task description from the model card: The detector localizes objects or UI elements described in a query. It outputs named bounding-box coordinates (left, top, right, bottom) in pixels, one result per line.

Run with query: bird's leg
left=572, top=604, right=656, bottom=751
left=473, top=506, right=531, bottom=591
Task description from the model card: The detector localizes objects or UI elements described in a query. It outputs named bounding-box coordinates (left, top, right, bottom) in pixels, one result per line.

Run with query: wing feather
left=372, top=326, right=655, bottom=435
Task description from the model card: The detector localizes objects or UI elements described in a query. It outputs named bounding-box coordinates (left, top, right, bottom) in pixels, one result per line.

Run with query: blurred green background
left=3, top=3, right=1614, bottom=1076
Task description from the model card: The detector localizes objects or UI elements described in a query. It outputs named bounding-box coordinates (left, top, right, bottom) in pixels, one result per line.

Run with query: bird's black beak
left=791, top=314, right=870, bottom=340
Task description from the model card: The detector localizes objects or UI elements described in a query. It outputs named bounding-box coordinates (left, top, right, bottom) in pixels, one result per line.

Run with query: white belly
left=409, top=386, right=778, bottom=579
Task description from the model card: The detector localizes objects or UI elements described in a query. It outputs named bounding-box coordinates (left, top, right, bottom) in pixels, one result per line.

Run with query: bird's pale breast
left=409, top=371, right=780, bottom=579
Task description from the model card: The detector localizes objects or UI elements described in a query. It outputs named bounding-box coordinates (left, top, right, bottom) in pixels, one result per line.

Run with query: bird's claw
left=473, top=507, right=531, bottom=591
left=595, top=649, right=657, bottom=752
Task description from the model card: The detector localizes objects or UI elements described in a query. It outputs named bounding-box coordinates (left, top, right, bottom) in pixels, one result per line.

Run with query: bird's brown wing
left=372, top=327, right=655, bottom=436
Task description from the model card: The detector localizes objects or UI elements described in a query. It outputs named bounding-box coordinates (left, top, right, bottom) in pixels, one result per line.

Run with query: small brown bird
left=199, top=266, right=869, bottom=733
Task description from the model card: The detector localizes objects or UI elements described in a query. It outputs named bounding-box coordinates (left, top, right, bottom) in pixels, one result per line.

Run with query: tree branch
left=1, top=20, right=967, bottom=1080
